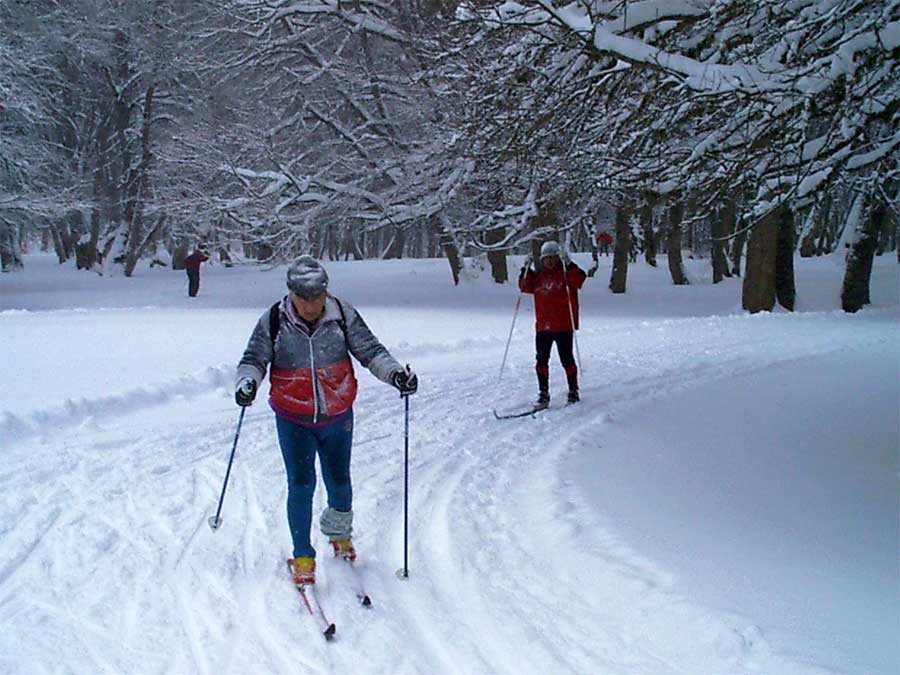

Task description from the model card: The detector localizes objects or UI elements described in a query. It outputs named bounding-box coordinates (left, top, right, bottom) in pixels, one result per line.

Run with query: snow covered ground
left=1, top=252, right=897, bottom=674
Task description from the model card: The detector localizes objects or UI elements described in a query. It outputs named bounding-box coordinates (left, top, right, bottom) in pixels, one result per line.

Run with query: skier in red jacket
left=184, top=248, right=209, bottom=297
left=597, top=231, right=613, bottom=256
left=518, top=240, right=587, bottom=408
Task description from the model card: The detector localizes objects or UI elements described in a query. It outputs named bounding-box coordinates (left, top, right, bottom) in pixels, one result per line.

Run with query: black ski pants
left=187, top=269, right=200, bottom=297
left=535, top=331, right=578, bottom=392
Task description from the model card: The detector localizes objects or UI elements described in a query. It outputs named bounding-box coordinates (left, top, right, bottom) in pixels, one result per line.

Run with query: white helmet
left=540, top=240, right=561, bottom=258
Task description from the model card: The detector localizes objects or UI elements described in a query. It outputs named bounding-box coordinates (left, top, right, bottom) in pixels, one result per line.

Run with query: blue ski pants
left=276, top=411, right=353, bottom=558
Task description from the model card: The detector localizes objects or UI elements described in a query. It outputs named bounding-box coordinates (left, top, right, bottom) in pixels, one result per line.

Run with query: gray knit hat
left=540, top=240, right=561, bottom=258
left=286, top=255, right=329, bottom=299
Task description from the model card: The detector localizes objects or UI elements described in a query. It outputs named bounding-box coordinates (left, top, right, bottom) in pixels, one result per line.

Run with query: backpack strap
left=269, top=296, right=348, bottom=350
left=333, top=297, right=349, bottom=339
left=268, top=300, right=281, bottom=350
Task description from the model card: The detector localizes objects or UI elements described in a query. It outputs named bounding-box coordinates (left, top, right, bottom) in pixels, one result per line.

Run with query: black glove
left=519, top=256, right=533, bottom=279
left=235, top=378, right=257, bottom=407
left=391, top=368, right=418, bottom=397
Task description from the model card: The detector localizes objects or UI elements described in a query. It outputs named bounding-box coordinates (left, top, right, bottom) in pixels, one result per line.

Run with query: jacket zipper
left=295, top=302, right=330, bottom=423
left=306, top=333, right=319, bottom=423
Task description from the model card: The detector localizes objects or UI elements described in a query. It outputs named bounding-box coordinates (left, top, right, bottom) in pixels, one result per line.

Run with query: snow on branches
left=454, top=0, right=899, bottom=220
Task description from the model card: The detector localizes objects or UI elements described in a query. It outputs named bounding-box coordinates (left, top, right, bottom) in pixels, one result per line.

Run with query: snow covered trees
left=57, top=0, right=214, bottom=277
left=203, top=1, right=465, bottom=263
left=2, top=1, right=233, bottom=275
left=841, top=186, right=896, bottom=311
left=4, top=0, right=896, bottom=308
left=449, top=0, right=899, bottom=309
left=0, top=3, right=57, bottom=272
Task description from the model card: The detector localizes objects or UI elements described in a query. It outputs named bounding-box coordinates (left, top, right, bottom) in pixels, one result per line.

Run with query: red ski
left=286, top=559, right=336, bottom=641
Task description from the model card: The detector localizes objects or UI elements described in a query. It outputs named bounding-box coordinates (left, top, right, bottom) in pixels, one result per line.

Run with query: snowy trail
left=1, top=308, right=894, bottom=674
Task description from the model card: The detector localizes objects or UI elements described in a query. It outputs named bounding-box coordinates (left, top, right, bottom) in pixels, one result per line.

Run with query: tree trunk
left=109, top=32, right=132, bottom=228
left=0, top=220, right=24, bottom=272
left=427, top=224, right=440, bottom=258
left=775, top=206, right=796, bottom=311
left=74, top=238, right=92, bottom=270
left=528, top=198, right=559, bottom=273
left=73, top=206, right=96, bottom=270
left=742, top=206, right=780, bottom=312
left=123, top=85, right=156, bottom=277
left=383, top=226, right=406, bottom=259
left=437, top=215, right=462, bottom=285
left=259, top=241, right=276, bottom=262
left=79, top=116, right=111, bottom=271
left=874, top=196, right=896, bottom=256
left=485, top=225, right=509, bottom=284
left=48, top=221, right=75, bottom=263
left=609, top=201, right=631, bottom=293
left=308, top=225, right=322, bottom=259
left=342, top=225, right=363, bottom=260
left=327, top=223, right=340, bottom=260
left=816, top=205, right=835, bottom=254
left=712, top=198, right=735, bottom=283
left=531, top=239, right=544, bottom=269
left=60, top=221, right=75, bottom=259
left=585, top=217, right=599, bottom=276
left=49, top=224, right=68, bottom=264
left=841, top=193, right=885, bottom=312
left=685, top=193, right=697, bottom=259
left=640, top=199, right=657, bottom=267
left=799, top=196, right=830, bottom=257
left=172, top=241, right=189, bottom=270
left=85, top=202, right=101, bottom=269
left=666, top=200, right=688, bottom=285
left=731, top=215, right=747, bottom=276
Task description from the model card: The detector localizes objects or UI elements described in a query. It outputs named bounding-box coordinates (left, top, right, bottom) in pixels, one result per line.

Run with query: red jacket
left=184, top=252, right=208, bottom=272
left=519, top=264, right=587, bottom=332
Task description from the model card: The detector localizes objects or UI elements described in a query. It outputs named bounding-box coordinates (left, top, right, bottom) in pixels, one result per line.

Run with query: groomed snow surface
left=1, top=253, right=897, bottom=675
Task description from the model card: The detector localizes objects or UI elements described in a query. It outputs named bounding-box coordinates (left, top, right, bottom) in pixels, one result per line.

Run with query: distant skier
left=234, top=255, right=417, bottom=585
left=519, top=241, right=587, bottom=408
left=597, top=231, right=613, bottom=256
left=184, top=248, right=209, bottom=297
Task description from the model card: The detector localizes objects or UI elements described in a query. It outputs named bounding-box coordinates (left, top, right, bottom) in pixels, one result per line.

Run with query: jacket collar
left=282, top=295, right=341, bottom=336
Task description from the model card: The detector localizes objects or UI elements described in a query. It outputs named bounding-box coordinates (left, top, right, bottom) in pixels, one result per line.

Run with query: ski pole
left=498, top=292, right=523, bottom=385
left=208, top=406, right=246, bottom=532
left=561, top=257, right=583, bottom=371
left=397, top=368, right=412, bottom=580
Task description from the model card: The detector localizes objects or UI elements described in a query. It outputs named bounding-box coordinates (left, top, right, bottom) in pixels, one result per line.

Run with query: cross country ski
left=493, top=406, right=543, bottom=420
left=286, top=559, right=336, bottom=641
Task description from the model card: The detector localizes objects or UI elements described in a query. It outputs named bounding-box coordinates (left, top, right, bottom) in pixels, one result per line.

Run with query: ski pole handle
left=400, top=364, right=413, bottom=398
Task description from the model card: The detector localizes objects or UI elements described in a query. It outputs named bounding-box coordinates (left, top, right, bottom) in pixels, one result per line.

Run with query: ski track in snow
left=2, top=311, right=893, bottom=674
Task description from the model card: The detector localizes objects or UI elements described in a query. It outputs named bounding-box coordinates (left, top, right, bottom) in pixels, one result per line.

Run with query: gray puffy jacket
left=237, top=296, right=402, bottom=424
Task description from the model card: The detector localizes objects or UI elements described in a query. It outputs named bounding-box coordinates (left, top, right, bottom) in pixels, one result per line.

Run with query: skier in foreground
left=518, top=240, right=587, bottom=408
left=234, top=255, right=417, bottom=586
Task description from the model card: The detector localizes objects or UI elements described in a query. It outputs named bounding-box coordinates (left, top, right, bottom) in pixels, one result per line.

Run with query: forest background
left=1, top=0, right=898, bottom=312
